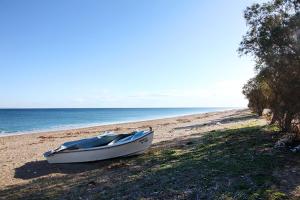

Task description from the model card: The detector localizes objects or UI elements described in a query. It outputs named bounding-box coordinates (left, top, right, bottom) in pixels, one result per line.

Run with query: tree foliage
left=239, top=0, right=300, bottom=132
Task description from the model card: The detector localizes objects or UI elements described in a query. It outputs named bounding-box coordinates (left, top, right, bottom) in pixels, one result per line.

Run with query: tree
left=242, top=78, right=266, bottom=116
left=239, top=0, right=300, bottom=132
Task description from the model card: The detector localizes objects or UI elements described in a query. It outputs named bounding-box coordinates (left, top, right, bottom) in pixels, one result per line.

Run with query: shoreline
left=0, top=108, right=237, bottom=138
left=0, top=108, right=265, bottom=188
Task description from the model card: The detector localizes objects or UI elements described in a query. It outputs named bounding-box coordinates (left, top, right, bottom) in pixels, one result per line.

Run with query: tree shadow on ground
left=1, top=124, right=299, bottom=200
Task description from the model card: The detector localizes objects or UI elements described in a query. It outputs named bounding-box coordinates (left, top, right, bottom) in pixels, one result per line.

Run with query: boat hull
left=45, top=131, right=153, bottom=163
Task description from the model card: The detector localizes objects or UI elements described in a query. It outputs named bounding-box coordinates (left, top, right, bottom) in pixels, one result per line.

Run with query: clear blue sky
left=0, top=0, right=263, bottom=108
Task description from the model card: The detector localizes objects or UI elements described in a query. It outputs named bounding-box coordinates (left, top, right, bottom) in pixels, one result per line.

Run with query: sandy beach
left=1, top=108, right=299, bottom=199
left=0, top=109, right=263, bottom=188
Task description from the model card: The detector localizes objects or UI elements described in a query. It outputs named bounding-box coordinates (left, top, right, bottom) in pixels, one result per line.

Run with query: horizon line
left=0, top=106, right=240, bottom=109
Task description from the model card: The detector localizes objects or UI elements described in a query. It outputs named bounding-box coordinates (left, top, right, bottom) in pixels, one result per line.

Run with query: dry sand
left=0, top=109, right=264, bottom=188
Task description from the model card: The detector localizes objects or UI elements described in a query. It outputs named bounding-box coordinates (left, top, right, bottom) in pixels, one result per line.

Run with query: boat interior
left=58, top=130, right=147, bottom=151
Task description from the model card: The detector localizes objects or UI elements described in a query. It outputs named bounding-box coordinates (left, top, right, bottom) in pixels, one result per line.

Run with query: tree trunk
left=282, top=112, right=293, bottom=132
left=270, top=111, right=278, bottom=125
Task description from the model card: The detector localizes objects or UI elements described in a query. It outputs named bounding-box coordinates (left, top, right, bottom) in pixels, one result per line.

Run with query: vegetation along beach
left=0, top=0, right=299, bottom=199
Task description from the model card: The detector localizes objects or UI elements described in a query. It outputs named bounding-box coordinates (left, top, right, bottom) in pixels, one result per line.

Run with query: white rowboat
left=44, top=127, right=154, bottom=163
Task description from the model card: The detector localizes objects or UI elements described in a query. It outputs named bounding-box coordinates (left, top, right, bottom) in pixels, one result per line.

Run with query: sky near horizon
left=0, top=0, right=263, bottom=108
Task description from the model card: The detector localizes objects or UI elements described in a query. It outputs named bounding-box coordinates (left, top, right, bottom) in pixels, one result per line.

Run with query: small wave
left=0, top=122, right=114, bottom=137
left=0, top=130, right=20, bottom=137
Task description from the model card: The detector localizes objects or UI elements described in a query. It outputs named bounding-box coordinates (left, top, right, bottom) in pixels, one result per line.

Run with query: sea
left=0, top=107, right=231, bottom=136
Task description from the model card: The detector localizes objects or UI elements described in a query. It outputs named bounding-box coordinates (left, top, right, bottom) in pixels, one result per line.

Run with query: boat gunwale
left=45, top=130, right=154, bottom=156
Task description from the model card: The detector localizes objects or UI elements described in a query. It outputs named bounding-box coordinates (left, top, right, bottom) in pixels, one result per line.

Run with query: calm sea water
left=0, top=108, right=230, bottom=136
